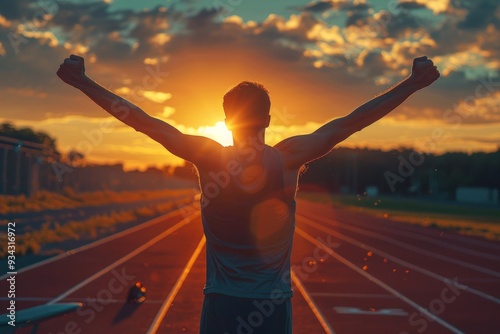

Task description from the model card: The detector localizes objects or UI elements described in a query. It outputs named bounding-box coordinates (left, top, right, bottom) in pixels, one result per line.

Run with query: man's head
left=223, top=81, right=271, bottom=132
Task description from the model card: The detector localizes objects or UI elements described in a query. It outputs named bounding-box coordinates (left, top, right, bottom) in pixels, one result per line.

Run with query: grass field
left=0, top=188, right=197, bottom=258
left=298, top=191, right=500, bottom=241
left=0, top=188, right=196, bottom=214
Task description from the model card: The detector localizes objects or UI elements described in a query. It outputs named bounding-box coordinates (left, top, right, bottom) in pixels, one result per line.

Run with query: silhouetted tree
left=0, top=122, right=58, bottom=153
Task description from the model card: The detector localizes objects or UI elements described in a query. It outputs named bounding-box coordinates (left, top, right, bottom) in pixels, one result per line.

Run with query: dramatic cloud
left=0, top=0, right=498, bottom=168
left=457, top=0, right=499, bottom=30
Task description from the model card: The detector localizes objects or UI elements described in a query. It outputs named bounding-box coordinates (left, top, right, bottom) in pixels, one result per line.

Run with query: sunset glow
left=196, top=121, right=233, bottom=147
left=0, top=0, right=498, bottom=169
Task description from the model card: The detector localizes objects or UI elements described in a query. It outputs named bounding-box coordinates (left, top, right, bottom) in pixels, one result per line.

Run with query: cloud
left=301, top=0, right=370, bottom=13
left=149, top=32, right=171, bottom=46
left=398, top=0, right=450, bottom=14
left=454, top=91, right=500, bottom=124
left=0, top=14, right=11, bottom=27
left=0, top=0, right=35, bottom=20
left=303, top=1, right=337, bottom=13
left=142, top=91, right=172, bottom=103
left=162, top=106, right=176, bottom=118
left=0, top=0, right=497, bottom=162
left=461, top=135, right=500, bottom=145
left=6, top=88, right=48, bottom=98
left=397, top=1, right=429, bottom=10
left=387, top=90, right=500, bottom=125
left=457, top=0, right=499, bottom=30
left=434, top=47, right=499, bottom=79
left=17, top=26, right=59, bottom=47
left=48, top=1, right=126, bottom=38
left=420, top=0, right=450, bottom=14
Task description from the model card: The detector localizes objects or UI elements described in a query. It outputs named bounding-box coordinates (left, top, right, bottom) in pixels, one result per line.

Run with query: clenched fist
left=56, top=54, right=87, bottom=88
left=408, top=56, right=440, bottom=90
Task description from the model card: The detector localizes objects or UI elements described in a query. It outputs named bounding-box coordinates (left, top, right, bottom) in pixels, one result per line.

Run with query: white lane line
left=298, top=215, right=500, bottom=305
left=0, top=204, right=196, bottom=281
left=333, top=306, right=408, bottom=316
left=296, top=228, right=465, bottom=334
left=291, top=270, right=336, bottom=334
left=301, top=211, right=500, bottom=261
left=298, top=200, right=500, bottom=252
left=459, top=277, right=500, bottom=283
left=147, top=236, right=206, bottom=334
left=303, top=214, right=500, bottom=277
left=308, top=293, right=396, bottom=299
left=0, top=297, right=167, bottom=304
left=47, top=211, right=200, bottom=304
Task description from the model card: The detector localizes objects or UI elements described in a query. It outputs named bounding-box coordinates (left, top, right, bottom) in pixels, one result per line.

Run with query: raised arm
left=276, top=56, right=440, bottom=168
left=56, top=55, right=222, bottom=168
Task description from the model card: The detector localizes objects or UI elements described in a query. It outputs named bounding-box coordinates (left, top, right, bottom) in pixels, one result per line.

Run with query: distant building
left=0, top=135, right=55, bottom=196
left=365, top=186, right=379, bottom=197
left=0, top=135, right=196, bottom=196
left=456, top=187, right=498, bottom=205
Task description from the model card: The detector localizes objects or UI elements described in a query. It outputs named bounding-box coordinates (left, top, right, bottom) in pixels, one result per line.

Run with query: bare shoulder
left=274, top=133, right=327, bottom=169
left=188, top=137, right=225, bottom=170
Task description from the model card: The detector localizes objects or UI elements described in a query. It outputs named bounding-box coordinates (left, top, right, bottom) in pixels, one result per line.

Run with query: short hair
left=223, top=81, right=271, bottom=128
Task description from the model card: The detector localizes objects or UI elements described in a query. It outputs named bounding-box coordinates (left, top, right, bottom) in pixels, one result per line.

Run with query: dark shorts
left=200, top=293, right=292, bottom=334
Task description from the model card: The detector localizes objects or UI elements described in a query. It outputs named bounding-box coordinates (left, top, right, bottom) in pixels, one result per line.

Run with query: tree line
left=299, top=147, right=500, bottom=199
left=0, top=123, right=196, bottom=195
left=2, top=122, right=498, bottom=198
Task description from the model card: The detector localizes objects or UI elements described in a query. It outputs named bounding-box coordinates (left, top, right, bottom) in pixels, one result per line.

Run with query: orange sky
left=0, top=1, right=498, bottom=170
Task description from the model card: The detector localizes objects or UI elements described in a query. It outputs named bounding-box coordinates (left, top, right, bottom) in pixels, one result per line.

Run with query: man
left=57, top=55, right=439, bottom=333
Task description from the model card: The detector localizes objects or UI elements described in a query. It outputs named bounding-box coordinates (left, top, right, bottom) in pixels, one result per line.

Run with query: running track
left=1, top=199, right=499, bottom=333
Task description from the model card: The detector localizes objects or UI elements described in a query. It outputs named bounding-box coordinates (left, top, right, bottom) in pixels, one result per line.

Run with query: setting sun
left=196, top=121, right=233, bottom=147
left=0, top=0, right=497, bottom=171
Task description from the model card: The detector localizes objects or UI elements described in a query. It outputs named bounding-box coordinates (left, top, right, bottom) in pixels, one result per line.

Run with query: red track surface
left=1, top=199, right=499, bottom=333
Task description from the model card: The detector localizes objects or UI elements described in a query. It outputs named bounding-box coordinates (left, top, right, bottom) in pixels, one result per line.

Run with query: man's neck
left=232, top=128, right=266, bottom=149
